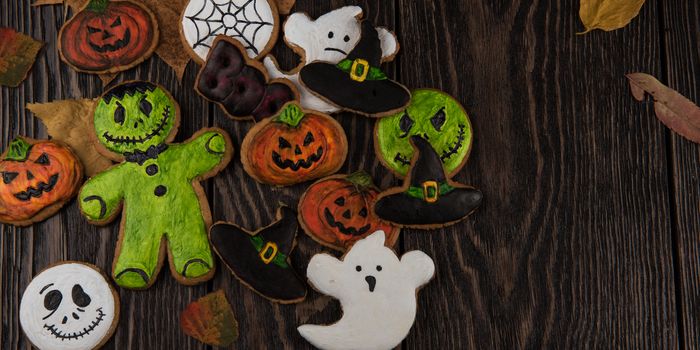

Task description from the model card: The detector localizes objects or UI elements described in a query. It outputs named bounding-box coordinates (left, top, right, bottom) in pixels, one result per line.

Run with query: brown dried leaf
left=579, top=0, right=646, bottom=33
left=98, top=73, right=118, bottom=86
left=0, top=28, right=43, bottom=87
left=627, top=72, right=700, bottom=143
left=33, top=0, right=88, bottom=12
left=275, top=0, right=295, bottom=15
left=181, top=290, right=238, bottom=347
left=27, top=99, right=113, bottom=176
left=142, top=0, right=190, bottom=80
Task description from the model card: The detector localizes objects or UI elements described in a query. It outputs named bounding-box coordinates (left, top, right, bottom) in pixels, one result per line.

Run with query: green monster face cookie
left=94, top=82, right=178, bottom=155
left=375, top=89, right=473, bottom=177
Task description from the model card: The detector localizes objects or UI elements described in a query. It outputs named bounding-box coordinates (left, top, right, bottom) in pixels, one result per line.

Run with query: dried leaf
left=99, top=73, right=118, bottom=86
left=275, top=0, right=295, bottom=15
left=27, top=99, right=113, bottom=176
left=0, top=28, right=43, bottom=87
left=32, top=0, right=88, bottom=12
left=579, top=0, right=646, bottom=33
left=142, top=0, right=190, bottom=80
left=627, top=72, right=700, bottom=143
left=181, top=290, right=238, bottom=347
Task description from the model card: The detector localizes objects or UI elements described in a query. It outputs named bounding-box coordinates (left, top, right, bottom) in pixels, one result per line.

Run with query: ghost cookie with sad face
left=299, top=231, right=434, bottom=350
left=20, top=262, right=119, bottom=350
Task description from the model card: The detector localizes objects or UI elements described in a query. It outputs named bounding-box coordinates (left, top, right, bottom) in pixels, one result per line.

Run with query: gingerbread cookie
left=263, top=6, right=399, bottom=113
left=181, top=0, right=279, bottom=63
left=373, top=136, right=482, bottom=228
left=58, top=0, right=159, bottom=74
left=375, top=89, right=473, bottom=178
left=298, top=231, right=434, bottom=350
left=209, top=205, right=307, bottom=303
left=0, top=137, right=83, bottom=226
left=195, top=36, right=298, bottom=121
left=20, top=262, right=119, bottom=350
left=79, top=81, right=233, bottom=289
left=299, top=20, right=410, bottom=117
left=298, top=171, right=400, bottom=252
left=241, top=102, right=347, bottom=186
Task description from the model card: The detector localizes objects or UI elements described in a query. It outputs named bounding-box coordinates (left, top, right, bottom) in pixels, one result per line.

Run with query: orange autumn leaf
left=181, top=290, right=238, bottom=347
left=0, top=28, right=43, bottom=87
left=579, top=0, right=646, bottom=34
left=627, top=72, right=700, bottom=144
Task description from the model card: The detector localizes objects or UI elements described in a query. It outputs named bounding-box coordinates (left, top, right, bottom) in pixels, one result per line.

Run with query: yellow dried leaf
left=579, top=0, right=646, bottom=33
left=27, top=99, right=113, bottom=176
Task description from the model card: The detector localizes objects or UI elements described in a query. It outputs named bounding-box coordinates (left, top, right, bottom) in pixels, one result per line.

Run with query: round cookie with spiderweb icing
left=180, top=0, right=279, bottom=63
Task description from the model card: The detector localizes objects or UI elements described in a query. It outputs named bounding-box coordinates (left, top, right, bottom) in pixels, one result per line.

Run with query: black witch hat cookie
left=209, top=205, right=307, bottom=303
left=373, top=136, right=483, bottom=228
left=299, top=21, right=410, bottom=117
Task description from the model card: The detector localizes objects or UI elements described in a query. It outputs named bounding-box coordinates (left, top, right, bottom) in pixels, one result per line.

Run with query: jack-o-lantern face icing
left=93, top=81, right=178, bottom=157
left=375, top=89, right=473, bottom=177
left=58, top=0, right=159, bottom=74
left=0, top=137, right=83, bottom=226
left=298, top=172, right=400, bottom=251
left=19, top=262, right=119, bottom=350
left=242, top=103, right=348, bottom=186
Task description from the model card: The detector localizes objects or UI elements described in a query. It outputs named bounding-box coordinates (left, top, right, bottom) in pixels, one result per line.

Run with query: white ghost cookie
left=264, top=6, right=399, bottom=113
left=20, top=262, right=119, bottom=350
left=298, top=231, right=434, bottom=350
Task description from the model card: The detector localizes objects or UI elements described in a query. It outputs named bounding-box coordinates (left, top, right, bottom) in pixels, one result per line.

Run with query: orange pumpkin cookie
left=241, top=102, right=347, bottom=186
left=0, top=137, right=83, bottom=226
left=298, top=171, right=400, bottom=252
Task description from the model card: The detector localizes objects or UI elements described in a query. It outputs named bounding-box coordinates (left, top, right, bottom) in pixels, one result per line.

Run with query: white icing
left=20, top=263, right=117, bottom=350
left=299, top=231, right=434, bottom=350
left=264, top=6, right=400, bottom=113
left=182, top=0, right=277, bottom=60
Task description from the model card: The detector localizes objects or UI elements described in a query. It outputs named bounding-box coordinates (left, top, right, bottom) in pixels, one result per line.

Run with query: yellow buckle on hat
left=259, top=242, right=278, bottom=264
left=350, top=59, right=370, bottom=82
left=422, top=181, right=439, bottom=203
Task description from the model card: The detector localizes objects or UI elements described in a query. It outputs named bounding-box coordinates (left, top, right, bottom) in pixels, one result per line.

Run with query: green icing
left=81, top=83, right=229, bottom=289
left=376, top=89, right=473, bottom=176
left=276, top=103, right=305, bottom=127
left=4, top=137, right=31, bottom=161
left=93, top=84, right=177, bottom=155
left=337, top=59, right=388, bottom=81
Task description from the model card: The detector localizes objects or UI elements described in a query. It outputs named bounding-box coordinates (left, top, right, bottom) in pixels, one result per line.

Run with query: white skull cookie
left=20, top=262, right=119, bottom=350
left=298, top=231, right=435, bottom=350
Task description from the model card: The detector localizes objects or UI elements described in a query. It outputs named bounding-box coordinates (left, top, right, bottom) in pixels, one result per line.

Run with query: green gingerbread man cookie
left=79, top=81, right=233, bottom=289
left=374, top=89, right=473, bottom=177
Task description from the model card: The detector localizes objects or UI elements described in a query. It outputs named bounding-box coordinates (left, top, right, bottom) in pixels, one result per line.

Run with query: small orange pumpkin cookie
left=0, top=137, right=83, bottom=226
left=241, top=102, right=348, bottom=186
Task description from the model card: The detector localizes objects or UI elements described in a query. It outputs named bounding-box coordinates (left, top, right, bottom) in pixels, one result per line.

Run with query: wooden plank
left=660, top=0, right=700, bottom=348
left=396, top=0, right=679, bottom=348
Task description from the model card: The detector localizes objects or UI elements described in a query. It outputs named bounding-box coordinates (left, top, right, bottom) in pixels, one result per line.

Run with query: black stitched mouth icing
left=324, top=208, right=371, bottom=236
left=14, top=174, right=59, bottom=201
left=89, top=29, right=131, bottom=53
left=271, top=146, right=323, bottom=171
left=324, top=47, right=348, bottom=55
left=102, top=106, right=170, bottom=145
left=43, top=307, right=105, bottom=340
left=393, top=124, right=466, bottom=166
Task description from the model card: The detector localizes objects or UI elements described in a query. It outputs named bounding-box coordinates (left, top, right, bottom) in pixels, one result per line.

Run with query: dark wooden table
left=2, top=0, right=699, bottom=348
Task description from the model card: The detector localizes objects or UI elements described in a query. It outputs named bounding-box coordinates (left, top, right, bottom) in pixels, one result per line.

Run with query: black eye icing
left=2, top=172, right=18, bottom=184
left=44, top=290, right=62, bottom=310
left=399, top=112, right=414, bottom=136
left=111, top=16, right=121, bottom=27
left=35, top=153, right=50, bottom=165
left=344, top=35, right=350, bottom=42
left=303, top=132, right=314, bottom=146
left=359, top=207, right=368, bottom=218
left=278, top=137, right=291, bottom=149
left=355, top=265, right=362, bottom=272
left=328, top=31, right=334, bottom=39
left=139, top=98, right=153, bottom=116
left=72, top=284, right=91, bottom=308
left=87, top=26, right=101, bottom=34
left=431, top=108, right=447, bottom=131
left=114, top=103, right=125, bottom=125
left=376, top=265, right=382, bottom=271
left=334, top=197, right=345, bottom=206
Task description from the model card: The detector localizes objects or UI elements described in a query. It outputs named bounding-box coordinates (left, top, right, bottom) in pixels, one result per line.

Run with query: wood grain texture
left=1, top=0, right=697, bottom=349
left=660, top=0, right=700, bottom=348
